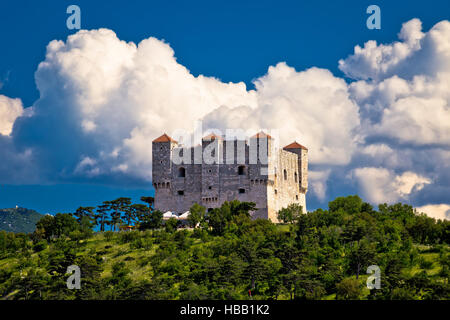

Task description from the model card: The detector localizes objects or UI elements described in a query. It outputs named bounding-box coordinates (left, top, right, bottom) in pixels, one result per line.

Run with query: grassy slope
left=1, top=228, right=448, bottom=299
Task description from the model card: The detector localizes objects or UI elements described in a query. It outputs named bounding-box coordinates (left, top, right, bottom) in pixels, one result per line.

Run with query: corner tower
left=152, top=133, right=178, bottom=212
left=283, top=141, right=308, bottom=212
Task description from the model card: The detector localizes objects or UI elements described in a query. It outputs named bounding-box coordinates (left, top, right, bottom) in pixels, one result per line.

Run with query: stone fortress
left=152, top=131, right=308, bottom=223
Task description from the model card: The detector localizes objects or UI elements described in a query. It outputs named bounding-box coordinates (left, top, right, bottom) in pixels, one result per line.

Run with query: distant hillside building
left=152, top=132, right=308, bottom=223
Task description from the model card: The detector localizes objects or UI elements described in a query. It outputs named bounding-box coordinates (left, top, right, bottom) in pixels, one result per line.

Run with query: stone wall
left=152, top=135, right=307, bottom=222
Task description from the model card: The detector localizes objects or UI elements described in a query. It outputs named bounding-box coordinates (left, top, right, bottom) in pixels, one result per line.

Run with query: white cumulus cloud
left=351, top=167, right=431, bottom=204
left=415, top=204, right=450, bottom=220
left=0, top=95, right=24, bottom=136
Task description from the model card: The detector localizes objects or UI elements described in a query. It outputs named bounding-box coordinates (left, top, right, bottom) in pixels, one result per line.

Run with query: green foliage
left=329, top=195, right=364, bottom=215
left=36, top=213, right=79, bottom=240
left=138, top=210, right=163, bottom=230
left=165, top=218, right=179, bottom=233
left=277, top=203, right=302, bottom=223
left=187, top=203, right=206, bottom=228
left=0, top=195, right=449, bottom=300
left=207, top=201, right=256, bottom=235
left=336, top=278, right=362, bottom=300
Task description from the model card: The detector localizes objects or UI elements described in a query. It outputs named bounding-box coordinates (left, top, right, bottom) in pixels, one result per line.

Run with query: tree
left=54, top=213, right=80, bottom=238
left=109, top=198, right=131, bottom=230
left=329, top=195, right=363, bottom=214
left=130, top=204, right=149, bottom=228
left=277, top=204, right=303, bottom=224
left=35, top=215, right=56, bottom=240
left=73, top=207, right=95, bottom=224
left=336, top=278, right=362, bottom=300
left=138, top=209, right=163, bottom=230
left=140, top=196, right=154, bottom=209
left=117, top=197, right=133, bottom=226
left=96, top=202, right=111, bottom=232
left=165, top=218, right=179, bottom=233
left=348, top=239, right=376, bottom=279
left=36, top=213, right=79, bottom=240
left=187, top=203, right=206, bottom=228
left=207, top=201, right=256, bottom=235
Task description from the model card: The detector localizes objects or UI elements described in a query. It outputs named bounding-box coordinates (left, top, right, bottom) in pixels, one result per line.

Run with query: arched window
left=178, top=167, right=186, bottom=177
left=294, top=172, right=298, bottom=182
left=283, top=169, right=287, bottom=180
left=238, top=165, right=245, bottom=175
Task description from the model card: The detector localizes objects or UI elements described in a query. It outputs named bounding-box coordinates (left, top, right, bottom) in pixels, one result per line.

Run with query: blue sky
left=0, top=0, right=449, bottom=217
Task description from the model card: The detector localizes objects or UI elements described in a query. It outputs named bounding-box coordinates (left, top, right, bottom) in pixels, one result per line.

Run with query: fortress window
left=296, top=195, right=299, bottom=200
left=274, top=189, right=278, bottom=195
left=178, top=190, right=184, bottom=196
left=178, top=167, right=186, bottom=177
left=239, top=188, right=245, bottom=194
left=160, top=146, right=163, bottom=150
left=283, top=169, right=287, bottom=180
left=294, top=172, right=298, bottom=182
left=238, top=165, right=246, bottom=175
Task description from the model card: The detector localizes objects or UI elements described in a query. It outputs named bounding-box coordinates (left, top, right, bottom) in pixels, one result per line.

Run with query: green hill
left=0, top=197, right=448, bottom=300
left=0, top=207, right=43, bottom=233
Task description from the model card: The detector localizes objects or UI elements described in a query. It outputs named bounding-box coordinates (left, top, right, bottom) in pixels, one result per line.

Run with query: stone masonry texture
left=152, top=133, right=308, bottom=223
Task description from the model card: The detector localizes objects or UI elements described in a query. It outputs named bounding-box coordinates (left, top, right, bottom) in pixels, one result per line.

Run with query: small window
left=160, top=146, right=163, bottom=150
left=274, top=189, right=278, bottom=195
left=239, top=188, right=245, bottom=194
left=238, top=165, right=245, bottom=175
left=160, top=160, right=163, bottom=164
left=208, top=186, right=212, bottom=190
left=294, top=172, right=298, bottom=182
left=296, top=195, right=299, bottom=200
left=178, top=167, right=186, bottom=177
left=283, top=169, right=287, bottom=180
left=178, top=190, right=184, bottom=196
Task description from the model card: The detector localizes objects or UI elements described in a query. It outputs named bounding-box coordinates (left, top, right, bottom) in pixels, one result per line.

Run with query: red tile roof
left=251, top=131, right=273, bottom=139
left=283, top=141, right=308, bottom=150
left=202, top=133, right=223, bottom=141
left=152, top=133, right=178, bottom=143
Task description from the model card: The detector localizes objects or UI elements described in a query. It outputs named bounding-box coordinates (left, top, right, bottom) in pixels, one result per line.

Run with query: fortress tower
left=152, top=132, right=308, bottom=223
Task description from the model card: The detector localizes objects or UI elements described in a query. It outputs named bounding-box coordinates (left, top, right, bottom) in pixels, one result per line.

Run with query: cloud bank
left=1, top=19, right=449, bottom=219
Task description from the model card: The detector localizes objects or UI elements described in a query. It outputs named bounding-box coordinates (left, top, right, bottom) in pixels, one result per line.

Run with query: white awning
left=179, top=211, right=190, bottom=219
left=163, top=211, right=173, bottom=218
